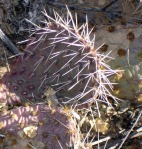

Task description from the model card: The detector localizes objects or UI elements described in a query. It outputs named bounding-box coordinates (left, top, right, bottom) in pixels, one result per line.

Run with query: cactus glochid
left=0, top=7, right=120, bottom=106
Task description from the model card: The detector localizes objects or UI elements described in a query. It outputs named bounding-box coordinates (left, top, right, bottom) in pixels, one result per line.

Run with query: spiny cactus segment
left=0, top=103, right=77, bottom=148
left=0, top=7, right=120, bottom=107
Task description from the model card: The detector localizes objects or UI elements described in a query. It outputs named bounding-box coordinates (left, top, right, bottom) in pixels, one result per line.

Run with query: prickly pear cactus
left=0, top=8, right=119, bottom=106
left=0, top=103, right=77, bottom=148
left=94, top=25, right=142, bottom=101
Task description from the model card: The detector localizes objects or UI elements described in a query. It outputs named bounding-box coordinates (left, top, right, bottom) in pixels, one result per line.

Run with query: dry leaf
left=0, top=67, right=7, bottom=78
left=0, top=122, right=4, bottom=129
left=0, top=102, right=6, bottom=109
left=44, top=87, right=56, bottom=97
left=90, top=118, right=109, bottom=134
left=137, top=94, right=142, bottom=103
left=23, top=125, right=37, bottom=138
left=44, top=87, right=59, bottom=107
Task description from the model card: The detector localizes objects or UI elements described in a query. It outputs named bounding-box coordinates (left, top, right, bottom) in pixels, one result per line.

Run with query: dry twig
left=0, top=28, right=21, bottom=55
left=118, top=110, right=142, bottom=149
